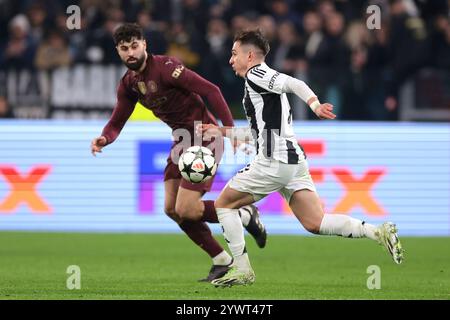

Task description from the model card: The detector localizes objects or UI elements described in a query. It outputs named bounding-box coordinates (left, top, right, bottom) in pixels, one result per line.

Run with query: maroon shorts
left=164, top=134, right=224, bottom=193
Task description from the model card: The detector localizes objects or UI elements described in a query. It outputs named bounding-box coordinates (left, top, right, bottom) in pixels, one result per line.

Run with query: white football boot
left=376, top=222, right=404, bottom=264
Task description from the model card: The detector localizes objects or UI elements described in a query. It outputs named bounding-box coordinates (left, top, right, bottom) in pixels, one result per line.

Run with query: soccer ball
left=178, top=146, right=217, bottom=183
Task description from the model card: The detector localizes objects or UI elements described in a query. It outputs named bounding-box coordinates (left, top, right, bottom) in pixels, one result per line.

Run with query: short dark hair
left=234, top=29, right=270, bottom=56
left=113, top=23, right=144, bottom=45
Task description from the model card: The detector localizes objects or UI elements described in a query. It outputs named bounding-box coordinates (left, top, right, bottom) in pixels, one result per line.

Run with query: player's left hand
left=315, top=103, right=336, bottom=120
left=228, top=138, right=254, bottom=155
left=236, top=141, right=254, bottom=155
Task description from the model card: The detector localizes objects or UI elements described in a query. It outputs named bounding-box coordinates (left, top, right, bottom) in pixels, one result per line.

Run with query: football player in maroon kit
left=90, top=23, right=266, bottom=282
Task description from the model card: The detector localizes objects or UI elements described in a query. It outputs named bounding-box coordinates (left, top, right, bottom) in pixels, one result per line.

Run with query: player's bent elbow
left=208, top=84, right=221, bottom=96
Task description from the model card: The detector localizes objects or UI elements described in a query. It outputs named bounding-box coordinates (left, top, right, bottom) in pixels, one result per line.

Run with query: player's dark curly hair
left=234, top=29, right=270, bottom=56
left=113, top=23, right=144, bottom=45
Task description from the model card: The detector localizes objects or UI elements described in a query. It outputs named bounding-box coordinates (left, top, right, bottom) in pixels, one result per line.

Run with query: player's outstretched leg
left=290, top=189, right=405, bottom=264
left=239, top=205, right=267, bottom=248
left=318, top=214, right=405, bottom=264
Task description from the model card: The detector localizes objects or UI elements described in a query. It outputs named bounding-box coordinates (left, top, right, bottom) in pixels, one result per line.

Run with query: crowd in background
left=0, top=0, right=449, bottom=120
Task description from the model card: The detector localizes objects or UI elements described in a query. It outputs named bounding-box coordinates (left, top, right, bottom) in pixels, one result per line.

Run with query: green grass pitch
left=0, top=232, right=448, bottom=300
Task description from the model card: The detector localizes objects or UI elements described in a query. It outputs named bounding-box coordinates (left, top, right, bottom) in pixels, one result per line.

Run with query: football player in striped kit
left=197, top=29, right=404, bottom=287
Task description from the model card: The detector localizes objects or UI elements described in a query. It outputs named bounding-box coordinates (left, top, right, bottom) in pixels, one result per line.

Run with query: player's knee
left=175, top=201, right=201, bottom=221
left=303, top=221, right=321, bottom=234
left=214, top=198, right=235, bottom=209
left=164, top=206, right=180, bottom=222
left=214, top=199, right=225, bottom=209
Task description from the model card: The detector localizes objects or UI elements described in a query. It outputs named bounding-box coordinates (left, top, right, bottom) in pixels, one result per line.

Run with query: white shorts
left=227, top=157, right=316, bottom=203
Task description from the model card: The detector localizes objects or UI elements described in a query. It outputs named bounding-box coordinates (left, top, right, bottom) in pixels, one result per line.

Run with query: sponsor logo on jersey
left=171, top=65, right=185, bottom=79
left=268, top=72, right=280, bottom=90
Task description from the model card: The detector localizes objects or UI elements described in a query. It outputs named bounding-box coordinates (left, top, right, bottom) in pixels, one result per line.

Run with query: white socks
left=319, top=214, right=378, bottom=241
left=210, top=207, right=253, bottom=268
left=216, top=207, right=252, bottom=270
left=238, top=206, right=251, bottom=227
left=212, top=250, right=233, bottom=266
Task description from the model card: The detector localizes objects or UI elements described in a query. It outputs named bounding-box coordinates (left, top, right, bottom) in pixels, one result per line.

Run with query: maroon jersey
left=101, top=54, right=234, bottom=144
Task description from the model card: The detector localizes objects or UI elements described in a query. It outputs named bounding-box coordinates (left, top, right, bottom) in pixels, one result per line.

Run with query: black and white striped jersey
left=242, top=62, right=305, bottom=164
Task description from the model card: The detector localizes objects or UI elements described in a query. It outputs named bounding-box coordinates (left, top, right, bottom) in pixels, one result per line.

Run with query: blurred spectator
left=229, top=15, right=253, bottom=37
left=165, top=23, right=201, bottom=69
left=303, top=10, right=324, bottom=61
left=414, top=0, right=448, bottom=21
left=200, top=18, right=242, bottom=113
left=58, top=11, right=94, bottom=64
left=34, top=30, right=72, bottom=70
left=26, top=3, right=49, bottom=44
left=205, top=18, right=230, bottom=58
left=0, top=1, right=21, bottom=42
left=306, top=10, right=348, bottom=118
left=226, top=0, right=267, bottom=17
left=79, top=0, right=114, bottom=30
left=0, top=0, right=448, bottom=121
left=257, top=15, right=277, bottom=42
left=384, top=0, right=431, bottom=119
left=431, top=15, right=450, bottom=69
left=270, top=21, right=309, bottom=119
left=137, top=10, right=168, bottom=55
left=86, top=8, right=124, bottom=64
left=269, top=0, right=302, bottom=31
left=316, top=0, right=336, bottom=20
left=342, top=21, right=390, bottom=120
left=209, top=0, right=230, bottom=20
left=0, top=14, right=37, bottom=70
left=181, top=0, right=209, bottom=37
left=271, top=21, right=304, bottom=75
left=257, top=15, right=278, bottom=65
left=142, top=0, right=172, bottom=23
left=0, top=95, right=14, bottom=118
left=364, top=25, right=392, bottom=120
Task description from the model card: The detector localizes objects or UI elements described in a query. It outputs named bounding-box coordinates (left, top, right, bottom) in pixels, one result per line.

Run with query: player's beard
left=124, top=54, right=146, bottom=71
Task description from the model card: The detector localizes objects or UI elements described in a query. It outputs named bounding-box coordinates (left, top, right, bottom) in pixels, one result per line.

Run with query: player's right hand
left=197, top=124, right=244, bottom=154
left=91, top=136, right=107, bottom=156
left=315, top=103, right=336, bottom=120
left=196, top=123, right=222, bottom=140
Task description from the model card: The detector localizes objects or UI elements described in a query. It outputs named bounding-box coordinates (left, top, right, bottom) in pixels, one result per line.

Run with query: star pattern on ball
left=178, top=147, right=216, bottom=184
